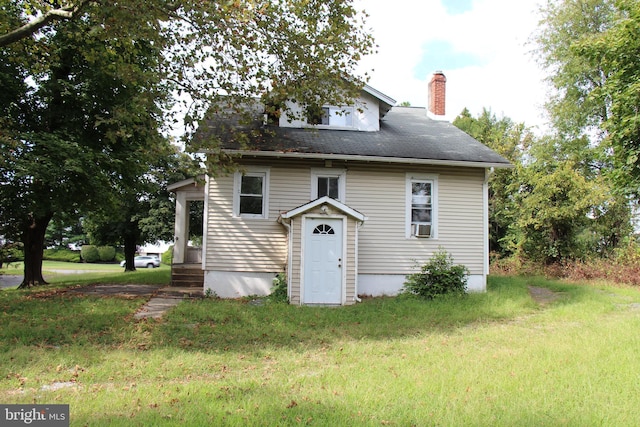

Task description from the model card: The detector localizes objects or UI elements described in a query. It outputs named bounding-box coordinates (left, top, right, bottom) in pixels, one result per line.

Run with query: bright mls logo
left=1, top=405, right=69, bottom=426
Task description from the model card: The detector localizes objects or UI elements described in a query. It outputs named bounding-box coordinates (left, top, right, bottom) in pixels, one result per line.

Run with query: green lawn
left=1, top=261, right=170, bottom=286
left=1, top=275, right=640, bottom=425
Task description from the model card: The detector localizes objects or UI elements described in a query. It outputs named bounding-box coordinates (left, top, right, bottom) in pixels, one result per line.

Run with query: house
left=169, top=72, right=511, bottom=305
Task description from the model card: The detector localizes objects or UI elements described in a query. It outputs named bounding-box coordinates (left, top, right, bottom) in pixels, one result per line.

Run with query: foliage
left=97, top=246, right=116, bottom=262
left=1, top=0, right=373, bottom=286
left=80, top=245, right=100, bottom=263
left=0, top=241, right=23, bottom=265
left=453, top=108, right=530, bottom=257
left=455, top=108, right=634, bottom=265
left=534, top=0, right=640, bottom=197
left=161, top=246, right=173, bottom=266
left=267, top=272, right=289, bottom=303
left=43, top=248, right=81, bottom=263
left=533, top=0, right=618, bottom=139
left=402, top=249, right=469, bottom=299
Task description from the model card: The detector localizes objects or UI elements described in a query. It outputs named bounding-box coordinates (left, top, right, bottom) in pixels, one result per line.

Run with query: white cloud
left=355, top=0, right=548, bottom=131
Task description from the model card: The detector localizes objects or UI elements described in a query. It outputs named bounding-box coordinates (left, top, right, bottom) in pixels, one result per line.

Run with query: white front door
left=303, top=218, right=343, bottom=304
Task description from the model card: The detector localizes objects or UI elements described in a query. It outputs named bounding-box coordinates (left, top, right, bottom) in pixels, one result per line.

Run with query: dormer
left=278, top=85, right=396, bottom=132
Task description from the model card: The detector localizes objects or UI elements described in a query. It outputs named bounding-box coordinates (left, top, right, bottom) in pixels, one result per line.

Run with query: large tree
left=1, top=0, right=373, bottom=286
left=86, top=147, right=202, bottom=272
left=453, top=108, right=532, bottom=257
left=534, top=0, right=640, bottom=197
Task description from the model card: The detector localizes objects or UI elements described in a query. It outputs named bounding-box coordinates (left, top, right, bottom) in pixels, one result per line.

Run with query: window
left=306, top=106, right=353, bottom=127
left=406, top=174, right=438, bottom=238
left=234, top=168, right=270, bottom=218
left=311, top=168, right=346, bottom=202
left=317, top=177, right=339, bottom=199
left=313, top=224, right=335, bottom=235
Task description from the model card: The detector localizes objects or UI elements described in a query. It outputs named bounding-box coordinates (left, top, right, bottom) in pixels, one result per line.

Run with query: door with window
left=303, top=218, right=343, bottom=304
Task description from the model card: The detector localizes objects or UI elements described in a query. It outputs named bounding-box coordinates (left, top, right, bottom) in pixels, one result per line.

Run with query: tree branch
left=0, top=2, right=90, bottom=47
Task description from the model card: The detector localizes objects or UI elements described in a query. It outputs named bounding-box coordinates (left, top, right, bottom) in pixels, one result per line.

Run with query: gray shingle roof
left=197, top=104, right=511, bottom=168
left=239, top=107, right=510, bottom=167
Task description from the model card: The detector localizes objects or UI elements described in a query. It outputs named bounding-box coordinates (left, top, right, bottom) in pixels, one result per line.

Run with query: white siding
left=205, top=160, right=487, bottom=285
left=346, top=164, right=486, bottom=275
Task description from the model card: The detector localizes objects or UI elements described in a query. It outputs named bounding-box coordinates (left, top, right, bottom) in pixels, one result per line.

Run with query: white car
left=120, top=256, right=160, bottom=268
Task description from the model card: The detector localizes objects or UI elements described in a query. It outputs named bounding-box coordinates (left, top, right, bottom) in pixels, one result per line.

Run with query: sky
left=354, top=0, right=549, bottom=131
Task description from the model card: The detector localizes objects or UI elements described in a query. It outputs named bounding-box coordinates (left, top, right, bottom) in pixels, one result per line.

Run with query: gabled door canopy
left=279, top=196, right=367, bottom=222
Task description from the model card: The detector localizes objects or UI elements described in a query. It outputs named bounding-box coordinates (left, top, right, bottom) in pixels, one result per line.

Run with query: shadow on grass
left=0, top=275, right=581, bottom=359
left=151, top=275, right=546, bottom=355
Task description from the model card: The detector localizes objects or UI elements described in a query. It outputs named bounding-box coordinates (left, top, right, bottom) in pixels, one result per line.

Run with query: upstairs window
left=234, top=168, right=270, bottom=219
left=317, top=177, right=339, bottom=199
left=306, top=105, right=353, bottom=127
left=406, top=174, right=438, bottom=238
left=311, top=168, right=346, bottom=202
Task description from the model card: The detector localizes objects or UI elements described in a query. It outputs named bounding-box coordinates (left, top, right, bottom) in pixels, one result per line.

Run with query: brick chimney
left=428, top=71, right=447, bottom=117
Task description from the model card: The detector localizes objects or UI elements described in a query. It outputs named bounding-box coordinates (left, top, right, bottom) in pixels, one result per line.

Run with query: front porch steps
left=170, top=264, right=204, bottom=288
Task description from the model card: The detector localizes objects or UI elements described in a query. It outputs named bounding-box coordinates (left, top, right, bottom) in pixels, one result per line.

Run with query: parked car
left=120, top=256, right=160, bottom=268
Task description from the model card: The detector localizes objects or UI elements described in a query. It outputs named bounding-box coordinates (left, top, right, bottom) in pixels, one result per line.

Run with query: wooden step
left=170, top=265, right=204, bottom=288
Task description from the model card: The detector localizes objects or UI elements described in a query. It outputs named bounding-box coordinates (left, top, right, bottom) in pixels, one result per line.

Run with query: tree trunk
left=19, top=212, right=53, bottom=288
left=123, top=232, right=137, bottom=272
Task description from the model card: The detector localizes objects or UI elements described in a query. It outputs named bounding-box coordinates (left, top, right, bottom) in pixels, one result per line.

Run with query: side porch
left=168, top=177, right=206, bottom=288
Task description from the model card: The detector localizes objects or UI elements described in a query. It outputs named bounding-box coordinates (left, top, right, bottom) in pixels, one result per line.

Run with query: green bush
left=1, top=243, right=24, bottom=265
left=267, top=272, right=289, bottom=303
left=97, top=246, right=116, bottom=262
left=43, top=248, right=81, bottom=263
left=161, top=246, right=173, bottom=265
left=80, top=245, right=100, bottom=263
left=402, top=249, right=469, bottom=299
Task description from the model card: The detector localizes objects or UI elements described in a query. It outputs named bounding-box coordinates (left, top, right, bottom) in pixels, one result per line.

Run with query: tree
left=453, top=108, right=532, bottom=257
left=576, top=0, right=640, bottom=196
left=1, top=0, right=373, bottom=285
left=533, top=0, right=619, bottom=140
left=85, top=148, right=201, bottom=272
left=1, top=4, right=166, bottom=286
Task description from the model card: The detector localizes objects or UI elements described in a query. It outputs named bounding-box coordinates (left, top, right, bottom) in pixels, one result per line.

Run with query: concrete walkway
left=134, top=286, right=203, bottom=320
left=1, top=276, right=202, bottom=319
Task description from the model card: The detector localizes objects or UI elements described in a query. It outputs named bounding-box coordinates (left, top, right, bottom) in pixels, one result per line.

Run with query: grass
left=2, top=275, right=640, bottom=425
left=1, top=261, right=171, bottom=287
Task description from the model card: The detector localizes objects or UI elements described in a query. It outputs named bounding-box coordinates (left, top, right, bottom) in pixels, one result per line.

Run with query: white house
left=169, top=73, right=512, bottom=305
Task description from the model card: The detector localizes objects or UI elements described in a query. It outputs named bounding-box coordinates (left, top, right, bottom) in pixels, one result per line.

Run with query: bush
left=267, top=272, right=289, bottom=303
left=0, top=243, right=24, bottom=266
left=97, top=246, right=116, bottom=262
left=402, top=249, right=469, bottom=299
left=80, top=245, right=100, bottom=263
left=43, top=248, right=81, bottom=263
left=161, top=246, right=173, bottom=265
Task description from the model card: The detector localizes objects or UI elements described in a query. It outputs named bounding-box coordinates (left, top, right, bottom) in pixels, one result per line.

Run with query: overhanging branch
left=0, top=2, right=89, bottom=47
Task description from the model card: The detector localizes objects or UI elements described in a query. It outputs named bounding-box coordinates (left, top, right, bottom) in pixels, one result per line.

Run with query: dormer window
left=306, top=105, right=353, bottom=128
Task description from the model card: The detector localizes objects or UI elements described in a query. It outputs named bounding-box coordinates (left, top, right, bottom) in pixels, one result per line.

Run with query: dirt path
left=528, top=285, right=561, bottom=305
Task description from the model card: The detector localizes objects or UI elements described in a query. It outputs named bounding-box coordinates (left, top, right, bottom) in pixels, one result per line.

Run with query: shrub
left=80, top=245, right=100, bottom=263
left=0, top=243, right=24, bottom=266
left=402, top=249, right=469, bottom=299
left=43, top=248, right=81, bottom=263
left=161, top=246, right=173, bottom=265
left=267, top=272, right=289, bottom=303
left=97, top=246, right=116, bottom=262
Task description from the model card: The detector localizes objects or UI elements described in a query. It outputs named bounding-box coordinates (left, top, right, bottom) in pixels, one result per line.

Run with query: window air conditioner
left=413, top=224, right=431, bottom=238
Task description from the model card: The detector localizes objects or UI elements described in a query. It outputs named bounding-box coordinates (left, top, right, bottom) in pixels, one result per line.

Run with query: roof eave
left=218, top=149, right=514, bottom=169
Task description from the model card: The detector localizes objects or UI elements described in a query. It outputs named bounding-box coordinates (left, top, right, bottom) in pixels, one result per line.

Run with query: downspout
left=483, top=168, right=494, bottom=286
left=354, top=219, right=364, bottom=303
left=278, top=216, right=293, bottom=302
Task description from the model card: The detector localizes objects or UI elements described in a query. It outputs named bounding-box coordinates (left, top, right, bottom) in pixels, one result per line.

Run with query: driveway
left=0, top=275, right=22, bottom=289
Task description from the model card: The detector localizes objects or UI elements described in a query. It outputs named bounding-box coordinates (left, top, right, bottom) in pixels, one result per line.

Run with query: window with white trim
left=311, top=168, right=346, bottom=202
left=234, top=168, right=270, bottom=218
left=306, top=106, right=353, bottom=128
left=406, top=174, right=438, bottom=238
